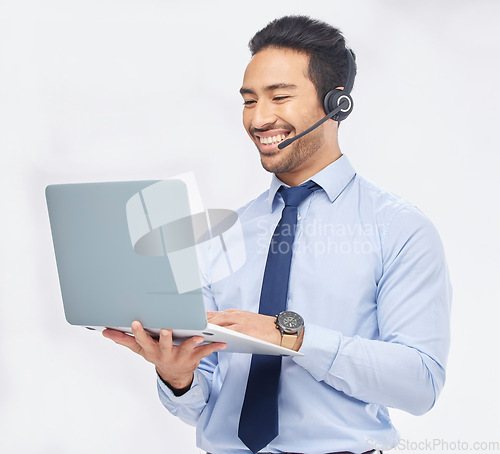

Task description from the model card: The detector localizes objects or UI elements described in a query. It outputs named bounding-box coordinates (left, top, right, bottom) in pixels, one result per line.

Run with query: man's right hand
left=102, top=321, right=226, bottom=391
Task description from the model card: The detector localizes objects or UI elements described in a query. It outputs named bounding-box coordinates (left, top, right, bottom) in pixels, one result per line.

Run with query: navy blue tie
left=238, top=181, right=319, bottom=453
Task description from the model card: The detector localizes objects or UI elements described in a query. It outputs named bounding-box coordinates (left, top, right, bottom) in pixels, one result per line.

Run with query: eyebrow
left=239, top=83, right=298, bottom=95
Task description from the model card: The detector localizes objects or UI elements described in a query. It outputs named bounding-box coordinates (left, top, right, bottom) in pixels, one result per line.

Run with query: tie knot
left=279, top=181, right=320, bottom=208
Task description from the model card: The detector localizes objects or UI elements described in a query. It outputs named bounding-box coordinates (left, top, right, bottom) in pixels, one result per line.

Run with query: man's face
left=240, top=47, right=329, bottom=178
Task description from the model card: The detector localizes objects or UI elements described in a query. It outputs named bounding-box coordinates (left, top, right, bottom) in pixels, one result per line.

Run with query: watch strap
left=281, top=333, right=297, bottom=350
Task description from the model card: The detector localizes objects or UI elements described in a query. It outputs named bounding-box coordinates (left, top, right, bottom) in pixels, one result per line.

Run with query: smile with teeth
left=258, top=134, right=287, bottom=145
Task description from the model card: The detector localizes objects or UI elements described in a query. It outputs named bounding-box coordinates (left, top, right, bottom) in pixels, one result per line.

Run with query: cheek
left=296, top=105, right=325, bottom=129
left=242, top=110, right=253, bottom=135
left=279, top=102, right=317, bottom=128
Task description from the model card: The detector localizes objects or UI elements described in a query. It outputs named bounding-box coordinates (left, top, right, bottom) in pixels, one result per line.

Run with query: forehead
left=241, top=47, right=312, bottom=92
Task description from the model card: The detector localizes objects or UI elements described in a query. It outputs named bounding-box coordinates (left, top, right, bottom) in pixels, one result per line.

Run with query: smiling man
left=240, top=47, right=341, bottom=186
left=104, top=15, right=451, bottom=454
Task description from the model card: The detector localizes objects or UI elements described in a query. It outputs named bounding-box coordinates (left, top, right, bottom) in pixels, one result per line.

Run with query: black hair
left=248, top=15, right=356, bottom=103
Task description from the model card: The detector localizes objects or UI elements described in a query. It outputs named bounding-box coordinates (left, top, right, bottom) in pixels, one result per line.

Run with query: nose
left=251, top=100, right=276, bottom=130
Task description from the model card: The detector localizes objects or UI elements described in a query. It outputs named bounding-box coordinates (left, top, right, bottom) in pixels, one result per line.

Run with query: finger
left=208, top=311, right=244, bottom=327
left=102, top=328, right=143, bottom=354
left=158, top=329, right=174, bottom=354
left=102, top=328, right=119, bottom=340
left=102, top=328, right=133, bottom=343
left=192, top=342, right=227, bottom=359
left=177, top=336, right=206, bottom=355
left=131, top=321, right=159, bottom=354
left=207, top=309, right=242, bottom=320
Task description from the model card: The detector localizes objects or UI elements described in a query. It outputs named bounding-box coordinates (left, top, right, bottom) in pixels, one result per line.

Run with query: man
left=103, top=16, right=451, bottom=454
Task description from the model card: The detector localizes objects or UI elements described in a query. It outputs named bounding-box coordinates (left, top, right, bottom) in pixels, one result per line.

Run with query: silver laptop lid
left=46, top=179, right=208, bottom=330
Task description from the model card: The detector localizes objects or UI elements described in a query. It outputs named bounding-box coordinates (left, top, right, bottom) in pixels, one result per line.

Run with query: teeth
left=259, top=134, right=286, bottom=145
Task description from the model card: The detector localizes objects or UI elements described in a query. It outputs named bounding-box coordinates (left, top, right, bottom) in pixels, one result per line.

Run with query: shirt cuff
left=157, top=370, right=208, bottom=405
left=292, top=322, right=342, bottom=381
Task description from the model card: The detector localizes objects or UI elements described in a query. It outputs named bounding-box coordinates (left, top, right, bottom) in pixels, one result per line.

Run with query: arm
left=293, top=207, right=452, bottom=415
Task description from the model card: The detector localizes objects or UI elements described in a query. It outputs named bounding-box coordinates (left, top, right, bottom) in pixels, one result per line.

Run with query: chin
left=258, top=148, right=285, bottom=172
left=260, top=156, right=295, bottom=175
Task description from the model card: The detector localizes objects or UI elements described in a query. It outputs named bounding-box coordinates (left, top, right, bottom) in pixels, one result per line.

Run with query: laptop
left=45, top=177, right=302, bottom=357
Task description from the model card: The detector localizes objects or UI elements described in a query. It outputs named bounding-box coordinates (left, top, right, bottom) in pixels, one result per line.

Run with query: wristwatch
left=275, top=311, right=304, bottom=350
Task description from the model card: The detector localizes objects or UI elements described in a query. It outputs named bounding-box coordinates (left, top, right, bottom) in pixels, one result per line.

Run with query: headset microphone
left=278, top=48, right=356, bottom=150
left=278, top=96, right=352, bottom=149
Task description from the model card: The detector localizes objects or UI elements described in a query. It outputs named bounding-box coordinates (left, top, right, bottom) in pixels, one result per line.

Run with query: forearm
left=294, top=323, right=446, bottom=415
left=157, top=366, right=212, bottom=426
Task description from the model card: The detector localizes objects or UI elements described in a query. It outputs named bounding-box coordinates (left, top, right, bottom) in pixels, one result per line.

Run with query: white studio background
left=1, top=1, right=499, bottom=453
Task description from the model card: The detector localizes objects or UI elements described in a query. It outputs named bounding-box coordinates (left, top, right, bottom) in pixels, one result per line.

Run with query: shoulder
left=352, top=175, right=443, bottom=252
left=356, top=175, right=412, bottom=214
left=355, top=175, right=431, bottom=225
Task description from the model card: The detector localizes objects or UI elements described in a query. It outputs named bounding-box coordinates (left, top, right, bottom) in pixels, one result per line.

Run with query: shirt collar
left=267, top=154, right=357, bottom=212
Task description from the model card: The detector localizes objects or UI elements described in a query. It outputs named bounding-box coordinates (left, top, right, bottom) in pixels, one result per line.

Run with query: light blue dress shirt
left=157, top=155, right=452, bottom=454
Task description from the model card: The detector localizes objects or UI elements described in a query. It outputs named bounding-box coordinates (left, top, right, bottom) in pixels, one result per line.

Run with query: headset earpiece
left=323, top=89, right=353, bottom=122
left=322, top=48, right=356, bottom=122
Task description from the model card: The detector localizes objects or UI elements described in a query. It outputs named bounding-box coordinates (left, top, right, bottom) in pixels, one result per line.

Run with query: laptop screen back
left=46, top=180, right=207, bottom=330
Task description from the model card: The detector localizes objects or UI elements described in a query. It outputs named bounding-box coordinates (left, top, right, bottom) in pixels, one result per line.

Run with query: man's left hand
left=207, top=309, right=280, bottom=345
left=207, top=309, right=304, bottom=351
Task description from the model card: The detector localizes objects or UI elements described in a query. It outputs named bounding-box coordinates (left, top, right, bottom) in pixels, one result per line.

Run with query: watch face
left=277, top=311, right=304, bottom=334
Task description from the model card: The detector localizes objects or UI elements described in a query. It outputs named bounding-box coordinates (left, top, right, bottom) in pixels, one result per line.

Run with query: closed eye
left=273, top=96, right=290, bottom=102
left=243, top=99, right=256, bottom=106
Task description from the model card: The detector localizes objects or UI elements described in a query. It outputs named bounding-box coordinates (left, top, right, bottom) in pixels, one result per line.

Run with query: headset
left=278, top=48, right=356, bottom=150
